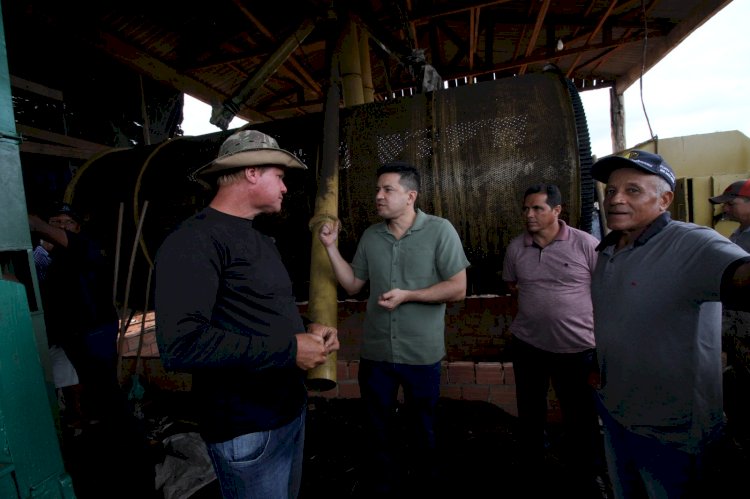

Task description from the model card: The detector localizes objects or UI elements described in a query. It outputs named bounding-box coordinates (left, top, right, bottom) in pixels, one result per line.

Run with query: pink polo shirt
left=502, top=220, right=598, bottom=353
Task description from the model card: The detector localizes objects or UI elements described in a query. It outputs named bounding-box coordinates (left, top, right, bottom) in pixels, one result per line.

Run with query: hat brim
left=709, top=193, right=736, bottom=204
left=193, top=148, right=307, bottom=178
left=51, top=203, right=82, bottom=223
left=591, top=156, right=646, bottom=184
left=592, top=155, right=677, bottom=191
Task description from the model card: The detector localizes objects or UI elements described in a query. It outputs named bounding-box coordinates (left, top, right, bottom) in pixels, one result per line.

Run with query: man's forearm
left=324, top=245, right=362, bottom=295
left=29, top=217, right=69, bottom=248
left=405, top=271, right=466, bottom=304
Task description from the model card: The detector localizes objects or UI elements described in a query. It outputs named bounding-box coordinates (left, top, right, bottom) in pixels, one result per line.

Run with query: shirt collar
left=205, top=206, right=254, bottom=227
left=596, top=211, right=671, bottom=251
left=411, top=208, right=427, bottom=231
left=376, top=208, right=425, bottom=234
left=522, top=219, right=569, bottom=247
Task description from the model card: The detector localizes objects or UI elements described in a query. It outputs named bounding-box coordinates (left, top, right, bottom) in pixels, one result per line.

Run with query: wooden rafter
left=565, top=0, right=618, bottom=78
left=587, top=0, right=660, bottom=86
left=445, top=30, right=658, bottom=85
left=469, top=7, right=481, bottom=72
left=230, top=0, right=323, bottom=97
left=518, top=0, right=551, bottom=75
left=436, top=18, right=484, bottom=71
left=550, top=0, right=596, bottom=67
left=410, top=0, right=513, bottom=24
left=404, top=0, right=419, bottom=50
left=3, top=0, right=729, bottom=126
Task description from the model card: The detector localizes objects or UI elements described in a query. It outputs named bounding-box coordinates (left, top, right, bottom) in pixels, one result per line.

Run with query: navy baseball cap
left=592, top=150, right=676, bottom=191
left=50, top=202, right=82, bottom=223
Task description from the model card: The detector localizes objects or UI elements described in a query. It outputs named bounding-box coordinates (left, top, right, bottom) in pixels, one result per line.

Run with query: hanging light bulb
left=556, top=38, right=564, bottom=51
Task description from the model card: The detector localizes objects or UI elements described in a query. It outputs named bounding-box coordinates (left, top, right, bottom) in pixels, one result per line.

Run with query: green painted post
left=0, top=1, right=77, bottom=497
left=0, top=281, right=76, bottom=497
left=0, top=3, right=29, bottom=253
left=0, top=0, right=57, bottom=407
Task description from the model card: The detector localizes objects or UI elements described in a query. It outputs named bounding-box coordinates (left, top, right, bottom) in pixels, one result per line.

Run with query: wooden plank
left=16, top=124, right=109, bottom=152
left=9, top=76, right=63, bottom=101
left=19, top=141, right=104, bottom=160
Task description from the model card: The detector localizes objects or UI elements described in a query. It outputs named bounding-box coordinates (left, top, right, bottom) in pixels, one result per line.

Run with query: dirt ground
left=59, top=388, right=749, bottom=499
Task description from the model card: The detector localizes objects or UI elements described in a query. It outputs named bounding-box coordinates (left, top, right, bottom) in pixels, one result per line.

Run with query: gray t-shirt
left=725, top=226, right=750, bottom=361
left=592, top=218, right=750, bottom=452
left=730, top=225, right=750, bottom=252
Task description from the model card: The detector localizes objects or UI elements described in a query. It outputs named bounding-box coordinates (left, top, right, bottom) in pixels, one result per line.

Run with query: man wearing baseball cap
left=710, top=180, right=750, bottom=453
left=29, top=201, right=156, bottom=493
left=155, top=129, right=339, bottom=498
left=709, top=179, right=750, bottom=251
left=589, top=150, right=750, bottom=497
left=29, top=202, right=121, bottom=427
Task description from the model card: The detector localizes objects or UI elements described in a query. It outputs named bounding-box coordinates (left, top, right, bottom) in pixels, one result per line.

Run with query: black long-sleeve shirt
left=154, top=207, right=306, bottom=442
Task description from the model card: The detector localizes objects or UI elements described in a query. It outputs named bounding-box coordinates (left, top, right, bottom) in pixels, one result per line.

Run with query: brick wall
left=297, top=295, right=517, bottom=362
left=121, top=296, right=553, bottom=417
left=306, top=359, right=519, bottom=416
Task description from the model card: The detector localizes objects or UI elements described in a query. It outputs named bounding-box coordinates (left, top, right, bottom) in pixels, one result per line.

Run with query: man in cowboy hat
left=155, top=129, right=339, bottom=498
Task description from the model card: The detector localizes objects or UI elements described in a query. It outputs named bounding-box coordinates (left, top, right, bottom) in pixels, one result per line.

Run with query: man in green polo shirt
left=318, top=161, right=470, bottom=495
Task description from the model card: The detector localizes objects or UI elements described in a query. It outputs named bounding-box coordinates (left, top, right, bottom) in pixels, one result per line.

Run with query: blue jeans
left=598, top=401, right=699, bottom=499
left=511, top=336, right=602, bottom=475
left=358, top=359, right=441, bottom=493
left=205, top=409, right=306, bottom=499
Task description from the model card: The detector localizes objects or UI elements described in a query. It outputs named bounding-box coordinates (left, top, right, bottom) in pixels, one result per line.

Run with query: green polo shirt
left=352, top=209, right=470, bottom=364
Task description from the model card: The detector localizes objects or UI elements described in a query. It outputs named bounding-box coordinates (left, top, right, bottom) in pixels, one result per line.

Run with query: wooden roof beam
left=16, top=124, right=110, bottom=153
left=448, top=30, right=659, bottom=84
left=210, top=16, right=317, bottom=129
left=565, top=0, right=618, bottom=78
left=518, top=0, right=551, bottom=75
left=469, top=7, right=481, bottom=71
left=409, top=0, right=513, bottom=24
left=614, top=0, right=730, bottom=93
left=434, top=18, right=484, bottom=71
left=404, top=0, right=419, bottom=49
left=230, top=0, right=323, bottom=97
left=585, top=0, right=661, bottom=78
left=88, top=29, right=273, bottom=123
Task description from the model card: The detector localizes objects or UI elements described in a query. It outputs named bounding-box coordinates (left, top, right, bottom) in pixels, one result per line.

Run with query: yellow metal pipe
left=340, top=19, right=364, bottom=107
left=306, top=207, right=339, bottom=390
left=306, top=14, right=345, bottom=391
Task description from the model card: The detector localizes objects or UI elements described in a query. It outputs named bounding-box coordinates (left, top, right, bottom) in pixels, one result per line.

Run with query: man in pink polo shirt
left=503, top=183, right=605, bottom=497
